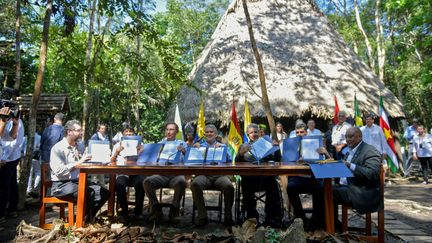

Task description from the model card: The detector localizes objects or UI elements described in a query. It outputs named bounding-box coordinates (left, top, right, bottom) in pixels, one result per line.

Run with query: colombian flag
left=243, top=97, right=251, bottom=143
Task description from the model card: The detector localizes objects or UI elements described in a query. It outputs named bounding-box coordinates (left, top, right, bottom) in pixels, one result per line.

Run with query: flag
left=174, top=104, right=184, bottom=141
left=354, top=94, right=363, bottom=127
left=196, top=101, right=205, bottom=140
left=333, top=95, right=340, bottom=124
left=379, top=96, right=399, bottom=173
left=228, top=101, right=242, bottom=164
left=243, top=97, right=251, bottom=143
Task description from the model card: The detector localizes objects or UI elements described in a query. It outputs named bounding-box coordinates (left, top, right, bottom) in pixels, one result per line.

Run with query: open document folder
left=250, top=138, right=280, bottom=161
left=184, top=146, right=228, bottom=164
left=137, top=143, right=163, bottom=164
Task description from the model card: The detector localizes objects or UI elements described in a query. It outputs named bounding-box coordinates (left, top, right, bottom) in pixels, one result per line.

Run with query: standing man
left=143, top=123, right=186, bottom=223
left=40, top=113, right=64, bottom=164
left=331, top=111, right=352, bottom=159
left=360, top=113, right=388, bottom=162
left=307, top=119, right=322, bottom=136
left=236, top=123, right=282, bottom=227
left=403, top=118, right=419, bottom=175
left=190, top=124, right=234, bottom=226
left=50, top=120, right=109, bottom=221
left=90, top=123, right=109, bottom=142
left=0, top=107, right=21, bottom=223
left=412, top=125, right=432, bottom=184
left=333, top=127, right=383, bottom=217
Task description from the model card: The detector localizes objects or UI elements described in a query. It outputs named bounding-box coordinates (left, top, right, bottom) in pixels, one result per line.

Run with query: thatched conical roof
left=170, top=0, right=404, bottom=125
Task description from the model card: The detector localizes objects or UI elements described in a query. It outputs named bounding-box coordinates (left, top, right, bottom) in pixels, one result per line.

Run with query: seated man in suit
left=190, top=124, right=234, bottom=226
left=143, top=123, right=186, bottom=224
left=236, top=123, right=282, bottom=227
left=50, top=120, right=110, bottom=221
left=112, top=125, right=146, bottom=220
left=333, top=127, right=383, bottom=217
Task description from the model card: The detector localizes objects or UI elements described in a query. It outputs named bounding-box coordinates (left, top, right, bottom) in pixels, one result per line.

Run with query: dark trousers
left=0, top=159, right=20, bottom=217
left=52, top=180, right=110, bottom=219
left=241, top=176, right=282, bottom=221
left=333, top=184, right=351, bottom=226
left=287, top=176, right=324, bottom=225
left=115, top=175, right=146, bottom=216
left=419, top=157, right=432, bottom=183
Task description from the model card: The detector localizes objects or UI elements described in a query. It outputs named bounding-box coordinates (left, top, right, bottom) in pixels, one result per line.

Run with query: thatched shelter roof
left=16, top=93, right=70, bottom=114
left=170, top=0, right=404, bottom=125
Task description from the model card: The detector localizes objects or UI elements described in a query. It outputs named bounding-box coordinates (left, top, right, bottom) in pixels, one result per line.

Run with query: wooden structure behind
left=16, top=93, right=70, bottom=115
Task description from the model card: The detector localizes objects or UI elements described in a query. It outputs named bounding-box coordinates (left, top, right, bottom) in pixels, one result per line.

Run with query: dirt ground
left=1, top=173, right=431, bottom=242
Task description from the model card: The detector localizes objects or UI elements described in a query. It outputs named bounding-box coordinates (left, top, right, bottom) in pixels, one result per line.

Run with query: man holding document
left=111, top=126, right=146, bottom=220
left=236, top=123, right=282, bottom=227
left=49, top=120, right=109, bottom=221
left=189, top=124, right=234, bottom=226
left=143, top=123, right=186, bottom=223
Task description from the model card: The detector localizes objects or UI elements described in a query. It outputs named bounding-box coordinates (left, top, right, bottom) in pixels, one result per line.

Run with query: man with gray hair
left=331, top=111, right=352, bottom=159
left=40, top=113, right=64, bottom=164
left=50, top=120, right=110, bottom=221
left=236, top=123, right=282, bottom=227
left=190, top=124, right=234, bottom=226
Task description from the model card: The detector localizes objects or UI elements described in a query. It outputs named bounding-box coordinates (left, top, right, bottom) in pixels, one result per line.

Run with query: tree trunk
left=82, top=0, right=97, bottom=140
left=18, top=0, right=53, bottom=209
left=354, top=0, right=375, bottom=70
left=14, top=0, right=21, bottom=90
left=241, top=0, right=277, bottom=141
left=375, top=0, right=386, bottom=83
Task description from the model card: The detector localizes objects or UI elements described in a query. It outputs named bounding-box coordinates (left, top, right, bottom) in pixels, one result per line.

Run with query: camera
left=0, top=87, right=20, bottom=119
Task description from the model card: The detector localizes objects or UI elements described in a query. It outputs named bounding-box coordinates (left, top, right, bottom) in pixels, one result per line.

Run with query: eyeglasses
left=72, top=128, right=82, bottom=132
left=248, top=131, right=259, bottom=134
left=295, top=130, right=306, bottom=134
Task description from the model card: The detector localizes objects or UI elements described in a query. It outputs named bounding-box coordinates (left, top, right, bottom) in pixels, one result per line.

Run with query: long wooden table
left=76, top=162, right=335, bottom=233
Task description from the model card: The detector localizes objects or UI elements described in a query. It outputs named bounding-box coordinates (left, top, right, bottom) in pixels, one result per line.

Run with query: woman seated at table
left=111, top=125, right=145, bottom=220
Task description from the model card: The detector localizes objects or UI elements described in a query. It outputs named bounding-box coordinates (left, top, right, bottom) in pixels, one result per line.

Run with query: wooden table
left=76, top=162, right=335, bottom=233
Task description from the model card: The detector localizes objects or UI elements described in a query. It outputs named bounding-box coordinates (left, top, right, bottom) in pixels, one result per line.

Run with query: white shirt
left=360, top=124, right=387, bottom=154
left=339, top=142, right=360, bottom=185
left=1, top=119, right=25, bottom=162
left=331, top=122, right=352, bottom=146
left=307, top=128, right=322, bottom=136
left=50, top=138, right=85, bottom=181
left=413, top=134, right=432, bottom=158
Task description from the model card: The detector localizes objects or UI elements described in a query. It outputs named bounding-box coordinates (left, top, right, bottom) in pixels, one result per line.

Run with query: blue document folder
left=184, top=146, right=228, bottom=165
left=121, top=135, right=142, bottom=144
left=301, top=136, right=324, bottom=162
left=282, top=137, right=301, bottom=162
left=309, top=162, right=354, bottom=179
left=184, top=147, right=207, bottom=164
left=157, top=142, right=181, bottom=164
left=137, top=143, right=163, bottom=164
left=250, top=138, right=280, bottom=161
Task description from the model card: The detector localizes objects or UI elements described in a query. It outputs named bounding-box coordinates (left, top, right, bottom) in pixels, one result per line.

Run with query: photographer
left=0, top=107, right=24, bottom=223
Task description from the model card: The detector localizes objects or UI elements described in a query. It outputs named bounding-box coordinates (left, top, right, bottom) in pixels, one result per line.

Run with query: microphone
left=165, top=151, right=178, bottom=165
left=157, top=143, right=165, bottom=163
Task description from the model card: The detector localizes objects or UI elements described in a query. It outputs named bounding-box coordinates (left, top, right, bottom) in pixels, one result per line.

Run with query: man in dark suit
left=334, top=127, right=383, bottom=215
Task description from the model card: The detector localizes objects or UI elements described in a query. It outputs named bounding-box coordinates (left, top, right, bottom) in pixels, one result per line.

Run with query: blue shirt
left=40, top=124, right=64, bottom=162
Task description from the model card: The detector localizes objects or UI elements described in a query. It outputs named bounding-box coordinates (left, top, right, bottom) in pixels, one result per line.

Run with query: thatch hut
left=169, top=0, right=404, bottom=128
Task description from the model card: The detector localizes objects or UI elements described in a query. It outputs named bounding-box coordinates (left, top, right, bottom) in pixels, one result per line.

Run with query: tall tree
left=375, top=0, right=386, bottom=83
left=241, top=0, right=277, bottom=140
left=14, top=0, right=21, bottom=90
left=18, top=0, right=53, bottom=209
left=354, top=0, right=375, bottom=70
left=82, top=0, right=97, bottom=140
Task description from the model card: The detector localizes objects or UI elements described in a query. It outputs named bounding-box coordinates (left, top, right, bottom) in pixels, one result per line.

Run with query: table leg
left=108, top=174, right=116, bottom=216
left=76, top=171, right=88, bottom=228
left=323, top=178, right=335, bottom=233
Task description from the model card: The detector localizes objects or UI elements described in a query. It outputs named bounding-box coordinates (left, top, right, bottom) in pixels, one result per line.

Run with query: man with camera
left=0, top=107, right=24, bottom=223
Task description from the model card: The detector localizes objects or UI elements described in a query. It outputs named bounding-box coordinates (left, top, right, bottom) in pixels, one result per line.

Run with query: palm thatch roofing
left=16, top=93, right=70, bottom=114
left=169, top=0, right=405, bottom=125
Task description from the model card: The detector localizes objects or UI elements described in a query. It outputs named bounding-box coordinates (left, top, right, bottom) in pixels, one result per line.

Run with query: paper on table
left=89, top=143, right=111, bottom=163
left=251, top=138, right=274, bottom=160
left=121, top=140, right=139, bottom=157
left=207, top=147, right=225, bottom=162
left=301, top=138, right=320, bottom=160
